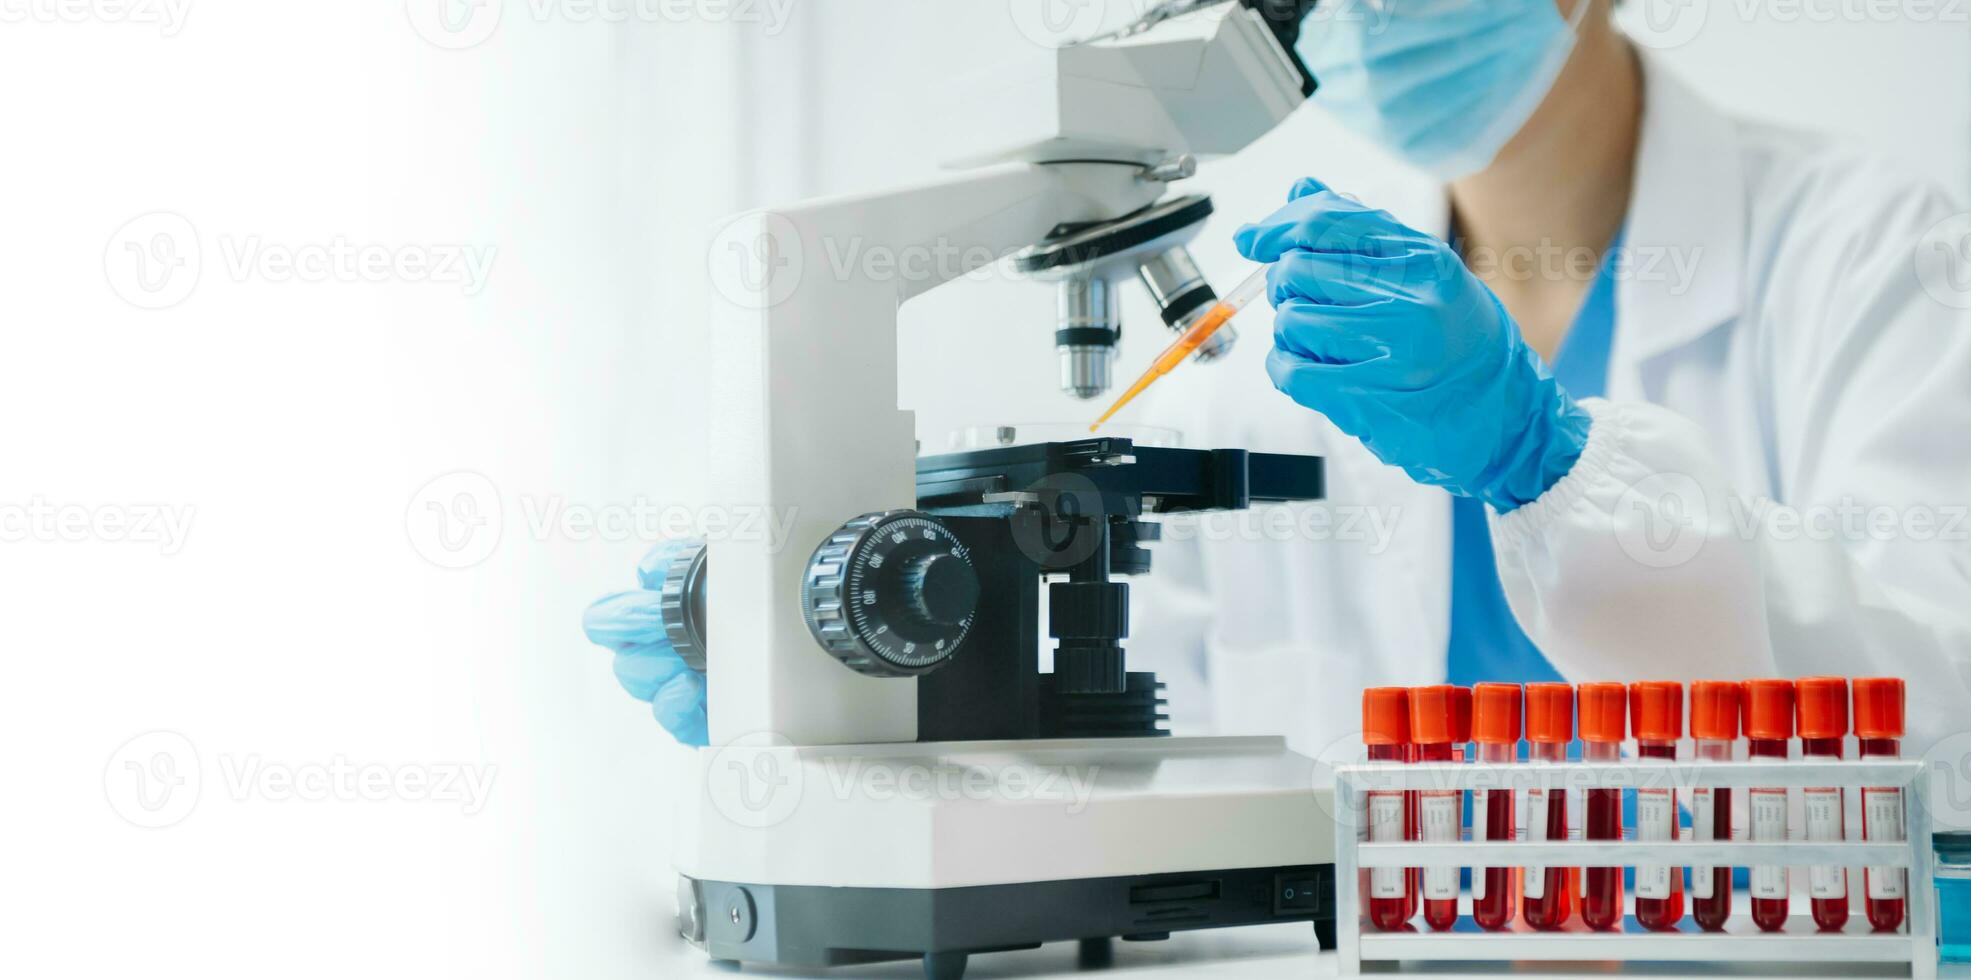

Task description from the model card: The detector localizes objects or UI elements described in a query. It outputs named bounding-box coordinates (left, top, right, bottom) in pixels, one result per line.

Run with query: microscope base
left=679, top=864, right=1335, bottom=979
left=674, top=736, right=1336, bottom=979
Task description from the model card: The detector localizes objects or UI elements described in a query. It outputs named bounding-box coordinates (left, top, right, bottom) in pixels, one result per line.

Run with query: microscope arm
left=708, top=162, right=1159, bottom=746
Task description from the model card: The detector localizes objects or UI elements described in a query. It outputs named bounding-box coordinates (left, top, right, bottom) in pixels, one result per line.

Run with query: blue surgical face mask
left=1298, top=0, right=1592, bottom=180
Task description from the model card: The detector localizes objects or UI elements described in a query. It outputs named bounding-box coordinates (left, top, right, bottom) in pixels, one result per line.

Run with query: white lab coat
left=1133, top=57, right=1971, bottom=758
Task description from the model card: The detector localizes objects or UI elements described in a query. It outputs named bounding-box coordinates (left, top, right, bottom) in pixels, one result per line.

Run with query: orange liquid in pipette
left=1089, top=301, right=1239, bottom=432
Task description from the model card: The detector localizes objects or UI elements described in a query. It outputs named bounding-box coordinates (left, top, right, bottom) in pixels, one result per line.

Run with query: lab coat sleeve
left=1489, top=174, right=1971, bottom=753
left=1492, top=398, right=1971, bottom=753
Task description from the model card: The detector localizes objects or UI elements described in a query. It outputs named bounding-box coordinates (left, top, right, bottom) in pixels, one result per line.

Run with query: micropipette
left=1089, top=265, right=1267, bottom=432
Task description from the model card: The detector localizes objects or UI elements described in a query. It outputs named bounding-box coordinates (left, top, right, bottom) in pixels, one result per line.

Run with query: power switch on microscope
left=1273, top=872, right=1331, bottom=917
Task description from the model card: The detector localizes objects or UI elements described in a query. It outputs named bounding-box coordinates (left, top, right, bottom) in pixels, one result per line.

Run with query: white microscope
left=671, top=4, right=1336, bottom=977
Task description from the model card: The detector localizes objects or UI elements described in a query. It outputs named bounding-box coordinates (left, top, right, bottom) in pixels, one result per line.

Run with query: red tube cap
left=1853, top=677, right=1907, bottom=739
left=1363, top=687, right=1411, bottom=746
left=1450, top=686, right=1474, bottom=744
left=1409, top=685, right=1460, bottom=745
left=1689, top=680, right=1742, bottom=740
left=1579, top=682, right=1628, bottom=743
left=1472, top=683, right=1523, bottom=744
left=1525, top=682, right=1574, bottom=744
left=1744, top=678, right=1796, bottom=740
left=1629, top=681, right=1684, bottom=741
left=1796, top=676, right=1850, bottom=740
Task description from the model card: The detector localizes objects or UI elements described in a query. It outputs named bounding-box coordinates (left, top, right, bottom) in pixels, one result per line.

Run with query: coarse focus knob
left=658, top=540, right=709, bottom=672
left=800, top=510, right=979, bottom=678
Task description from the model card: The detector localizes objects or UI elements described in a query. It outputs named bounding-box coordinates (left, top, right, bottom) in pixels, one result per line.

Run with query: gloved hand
left=582, top=539, right=709, bottom=746
left=1234, top=178, right=1591, bottom=512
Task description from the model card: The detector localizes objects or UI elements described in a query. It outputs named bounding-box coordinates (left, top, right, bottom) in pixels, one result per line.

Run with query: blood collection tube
left=1745, top=678, right=1796, bottom=932
left=1471, top=683, right=1522, bottom=931
left=1798, top=676, right=1851, bottom=931
left=1521, top=682, right=1576, bottom=930
left=1854, top=677, right=1908, bottom=932
left=1362, top=687, right=1416, bottom=930
left=1688, top=680, right=1742, bottom=931
left=1578, top=682, right=1627, bottom=931
left=1630, top=681, right=1686, bottom=930
left=1410, top=686, right=1465, bottom=931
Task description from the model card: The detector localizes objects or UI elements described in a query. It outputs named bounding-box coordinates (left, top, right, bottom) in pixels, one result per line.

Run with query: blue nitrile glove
left=582, top=539, right=709, bottom=746
left=1233, top=178, right=1591, bottom=512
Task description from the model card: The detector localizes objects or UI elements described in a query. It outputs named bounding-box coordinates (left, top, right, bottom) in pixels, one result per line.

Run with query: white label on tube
left=1470, top=789, right=1490, bottom=901
left=1803, top=786, right=1847, bottom=899
left=1420, top=790, right=1460, bottom=900
left=1368, top=791, right=1406, bottom=899
left=1524, top=788, right=1548, bottom=900
left=1691, top=787, right=1716, bottom=900
left=1750, top=787, right=1789, bottom=899
left=1864, top=786, right=1907, bottom=900
left=1635, top=787, right=1675, bottom=900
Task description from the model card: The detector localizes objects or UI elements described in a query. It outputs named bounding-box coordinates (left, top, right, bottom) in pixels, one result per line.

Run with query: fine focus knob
left=899, top=552, right=979, bottom=630
left=658, top=540, right=709, bottom=673
left=801, top=510, right=979, bottom=678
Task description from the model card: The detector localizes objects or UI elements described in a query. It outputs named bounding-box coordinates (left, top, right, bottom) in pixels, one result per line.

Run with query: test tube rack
left=1332, top=759, right=1938, bottom=977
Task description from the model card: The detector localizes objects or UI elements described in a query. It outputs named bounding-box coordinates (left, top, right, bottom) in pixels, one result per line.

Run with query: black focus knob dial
left=800, top=510, right=979, bottom=678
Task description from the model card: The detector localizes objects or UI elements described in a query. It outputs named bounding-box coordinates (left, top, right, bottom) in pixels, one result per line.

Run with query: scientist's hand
left=1234, top=178, right=1592, bottom=512
left=582, top=539, right=709, bottom=746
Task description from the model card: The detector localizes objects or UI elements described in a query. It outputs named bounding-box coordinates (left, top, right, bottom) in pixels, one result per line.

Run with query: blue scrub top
left=1445, top=233, right=1622, bottom=688
left=1445, top=233, right=1648, bottom=892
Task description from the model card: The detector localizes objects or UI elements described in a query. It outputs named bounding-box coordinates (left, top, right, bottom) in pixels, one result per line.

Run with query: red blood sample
left=1745, top=678, right=1797, bottom=932
left=1521, top=682, right=1576, bottom=931
left=1688, top=680, right=1742, bottom=931
left=1362, top=687, right=1416, bottom=931
left=1579, top=683, right=1627, bottom=931
left=1410, top=686, right=1466, bottom=931
left=1630, top=681, right=1686, bottom=931
left=1854, top=677, right=1908, bottom=932
left=1470, top=683, right=1523, bottom=931
left=1798, top=676, right=1851, bottom=931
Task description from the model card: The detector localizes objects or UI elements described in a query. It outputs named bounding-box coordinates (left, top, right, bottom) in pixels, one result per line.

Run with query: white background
left=1, top=2, right=1965, bottom=977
